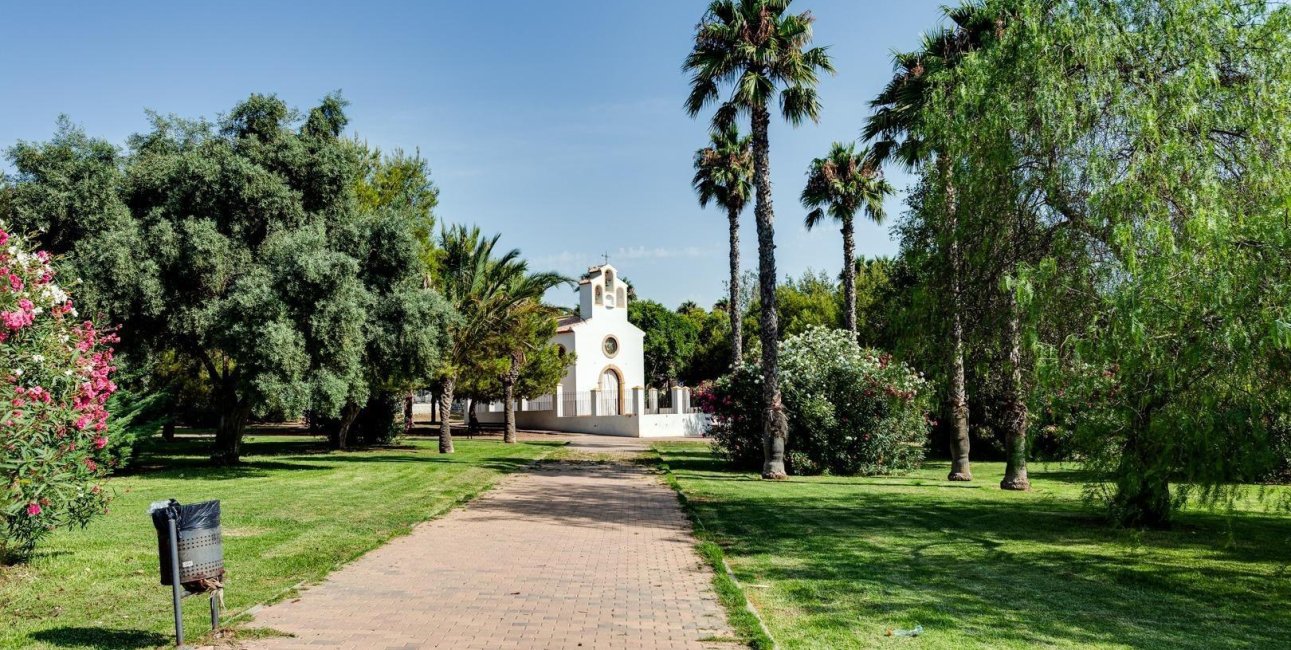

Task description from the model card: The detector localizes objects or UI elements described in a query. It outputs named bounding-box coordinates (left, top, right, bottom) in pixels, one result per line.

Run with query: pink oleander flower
left=2, top=310, right=33, bottom=330
left=1, top=228, right=115, bottom=554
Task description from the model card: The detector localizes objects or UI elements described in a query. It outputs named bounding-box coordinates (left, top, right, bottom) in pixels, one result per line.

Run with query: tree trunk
left=211, top=394, right=251, bottom=465
left=727, top=203, right=743, bottom=366
left=438, top=377, right=455, bottom=454
left=162, top=420, right=176, bottom=443
left=1113, top=418, right=1171, bottom=527
left=941, top=156, right=973, bottom=482
left=503, top=376, right=517, bottom=444
left=750, top=104, right=789, bottom=480
left=403, top=392, right=414, bottom=435
left=1000, top=290, right=1031, bottom=490
left=329, top=402, right=361, bottom=451
left=841, top=217, right=858, bottom=335
left=946, top=312, right=973, bottom=481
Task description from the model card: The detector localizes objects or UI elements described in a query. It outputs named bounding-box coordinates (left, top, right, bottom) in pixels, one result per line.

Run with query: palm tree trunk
left=841, top=217, right=858, bottom=335
left=947, top=305, right=972, bottom=481
left=1000, top=289, right=1031, bottom=490
left=941, top=156, right=973, bottom=482
left=750, top=104, right=789, bottom=480
left=727, top=203, right=743, bottom=366
left=438, top=377, right=455, bottom=454
left=506, top=366, right=521, bottom=447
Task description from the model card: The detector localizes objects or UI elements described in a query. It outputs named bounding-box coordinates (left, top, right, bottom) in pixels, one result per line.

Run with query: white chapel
left=552, top=264, right=645, bottom=415
left=476, top=262, right=707, bottom=437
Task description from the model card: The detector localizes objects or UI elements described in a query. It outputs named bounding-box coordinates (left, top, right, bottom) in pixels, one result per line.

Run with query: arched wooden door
left=600, top=368, right=621, bottom=415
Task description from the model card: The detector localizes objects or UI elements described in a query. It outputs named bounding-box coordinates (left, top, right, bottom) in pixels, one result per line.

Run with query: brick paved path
left=243, top=445, right=735, bottom=649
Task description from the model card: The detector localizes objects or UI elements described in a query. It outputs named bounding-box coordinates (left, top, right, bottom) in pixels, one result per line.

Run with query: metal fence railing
left=472, top=389, right=704, bottom=418
left=598, top=391, right=621, bottom=416
left=646, top=390, right=675, bottom=415
left=561, top=391, right=592, bottom=417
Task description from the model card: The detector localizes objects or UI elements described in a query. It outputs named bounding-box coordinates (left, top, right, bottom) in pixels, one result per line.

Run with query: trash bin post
left=209, top=593, right=219, bottom=632
left=166, top=513, right=185, bottom=647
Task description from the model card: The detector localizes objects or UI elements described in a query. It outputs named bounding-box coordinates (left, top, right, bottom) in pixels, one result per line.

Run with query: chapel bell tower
left=578, top=264, right=629, bottom=320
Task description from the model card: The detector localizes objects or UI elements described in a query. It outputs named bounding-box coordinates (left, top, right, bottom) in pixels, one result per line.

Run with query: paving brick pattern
left=244, top=443, right=735, bottom=649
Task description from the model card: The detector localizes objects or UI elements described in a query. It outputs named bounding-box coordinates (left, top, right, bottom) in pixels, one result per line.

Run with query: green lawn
left=655, top=443, right=1291, bottom=650
left=0, top=433, right=556, bottom=649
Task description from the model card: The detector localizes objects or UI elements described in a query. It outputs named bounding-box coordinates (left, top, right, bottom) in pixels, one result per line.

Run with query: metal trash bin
left=149, top=499, right=225, bottom=592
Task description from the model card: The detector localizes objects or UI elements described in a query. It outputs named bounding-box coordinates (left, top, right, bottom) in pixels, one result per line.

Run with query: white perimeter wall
left=477, top=409, right=708, bottom=438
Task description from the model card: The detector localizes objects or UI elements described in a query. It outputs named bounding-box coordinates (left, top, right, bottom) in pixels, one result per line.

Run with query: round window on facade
left=602, top=336, right=619, bottom=358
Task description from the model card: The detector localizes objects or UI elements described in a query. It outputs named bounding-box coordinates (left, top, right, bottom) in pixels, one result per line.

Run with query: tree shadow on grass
left=125, top=459, right=334, bottom=481
left=29, top=627, right=170, bottom=649
left=120, top=436, right=332, bottom=476
left=668, top=450, right=1291, bottom=649
left=124, top=439, right=551, bottom=482
left=274, top=453, right=541, bottom=475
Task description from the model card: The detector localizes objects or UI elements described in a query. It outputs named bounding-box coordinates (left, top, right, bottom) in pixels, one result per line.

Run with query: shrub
left=693, top=372, right=764, bottom=469
left=0, top=227, right=117, bottom=561
left=698, top=327, right=931, bottom=475
left=100, top=385, right=168, bottom=468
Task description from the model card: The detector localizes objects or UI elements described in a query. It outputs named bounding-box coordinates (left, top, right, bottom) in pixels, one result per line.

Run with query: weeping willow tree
left=925, top=0, right=1291, bottom=525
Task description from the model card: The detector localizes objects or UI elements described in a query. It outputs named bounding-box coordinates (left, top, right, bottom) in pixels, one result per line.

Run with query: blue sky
left=0, top=0, right=949, bottom=309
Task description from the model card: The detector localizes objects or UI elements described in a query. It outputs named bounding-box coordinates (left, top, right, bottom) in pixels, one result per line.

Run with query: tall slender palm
left=692, top=124, right=753, bottom=366
left=801, top=142, right=893, bottom=335
left=432, top=225, right=560, bottom=453
left=685, top=0, right=833, bottom=480
left=862, top=3, right=993, bottom=483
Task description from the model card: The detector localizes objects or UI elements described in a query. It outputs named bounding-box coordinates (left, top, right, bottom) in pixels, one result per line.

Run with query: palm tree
left=862, top=4, right=994, bottom=483
left=801, top=142, right=893, bottom=335
left=692, top=124, right=753, bottom=367
left=491, top=277, right=571, bottom=444
left=685, top=0, right=833, bottom=480
left=432, top=225, right=557, bottom=453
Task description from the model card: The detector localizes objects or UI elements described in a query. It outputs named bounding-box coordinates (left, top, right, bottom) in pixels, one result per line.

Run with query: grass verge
left=655, top=448, right=777, bottom=650
left=0, top=433, right=557, bottom=649
left=655, top=442, right=1291, bottom=650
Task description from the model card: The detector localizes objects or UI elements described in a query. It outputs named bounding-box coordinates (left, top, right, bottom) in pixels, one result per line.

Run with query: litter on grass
left=885, top=625, right=923, bottom=638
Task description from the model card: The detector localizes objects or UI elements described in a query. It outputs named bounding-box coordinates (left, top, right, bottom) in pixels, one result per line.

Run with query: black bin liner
left=150, top=499, right=224, bottom=589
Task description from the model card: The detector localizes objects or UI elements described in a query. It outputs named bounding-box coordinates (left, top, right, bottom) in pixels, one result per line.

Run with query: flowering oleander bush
left=699, top=327, right=931, bottom=475
left=0, top=226, right=117, bottom=561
